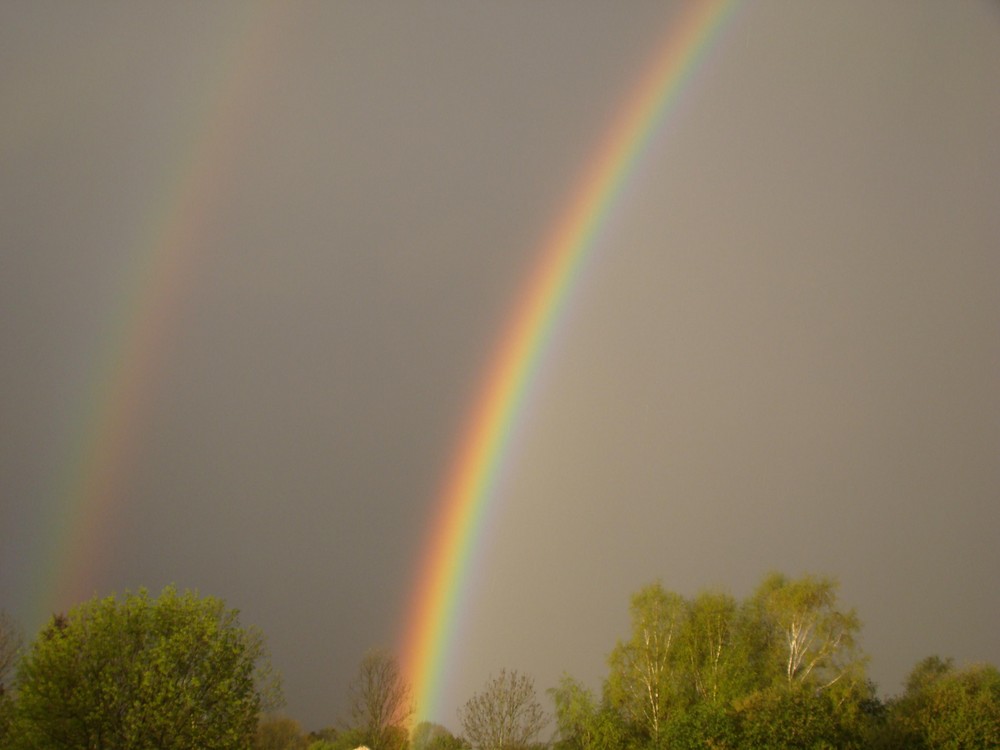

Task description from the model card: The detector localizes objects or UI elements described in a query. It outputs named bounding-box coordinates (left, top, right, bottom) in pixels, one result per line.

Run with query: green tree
left=412, top=721, right=467, bottom=750
left=11, top=586, right=280, bottom=750
left=593, top=573, right=875, bottom=747
left=256, top=715, right=307, bottom=750
left=605, top=582, right=685, bottom=745
left=676, top=590, right=752, bottom=707
left=310, top=726, right=367, bottom=750
left=549, top=675, right=624, bottom=750
left=347, top=648, right=412, bottom=750
left=458, top=669, right=546, bottom=750
left=739, top=679, right=878, bottom=749
left=752, top=572, right=864, bottom=693
left=886, top=658, right=1000, bottom=749
left=663, top=701, right=736, bottom=750
left=0, top=611, right=21, bottom=696
left=0, top=610, right=22, bottom=745
left=305, top=726, right=339, bottom=746
left=432, top=735, right=470, bottom=750
left=732, top=685, right=843, bottom=749
left=905, top=655, right=955, bottom=697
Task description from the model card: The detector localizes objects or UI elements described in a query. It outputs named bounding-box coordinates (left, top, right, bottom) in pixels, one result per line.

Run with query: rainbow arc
left=399, top=0, right=739, bottom=725
left=30, top=1, right=285, bottom=625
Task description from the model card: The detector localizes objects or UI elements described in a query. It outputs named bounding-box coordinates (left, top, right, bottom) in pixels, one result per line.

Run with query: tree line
left=0, top=573, right=997, bottom=749
left=547, top=574, right=998, bottom=749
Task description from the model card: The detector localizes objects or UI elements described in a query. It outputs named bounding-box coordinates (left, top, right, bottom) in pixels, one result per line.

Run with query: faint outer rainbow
left=27, top=2, right=285, bottom=625
left=399, top=0, right=739, bottom=724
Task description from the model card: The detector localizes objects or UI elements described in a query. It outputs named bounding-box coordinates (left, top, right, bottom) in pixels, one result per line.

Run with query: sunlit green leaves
left=10, top=586, right=280, bottom=750
left=884, top=659, right=1000, bottom=749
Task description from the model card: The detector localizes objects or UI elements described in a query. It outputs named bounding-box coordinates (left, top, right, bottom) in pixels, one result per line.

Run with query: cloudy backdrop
left=2, top=0, right=999, bottom=732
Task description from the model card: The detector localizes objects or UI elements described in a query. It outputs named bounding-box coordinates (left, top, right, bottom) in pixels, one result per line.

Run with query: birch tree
left=677, top=590, right=747, bottom=705
left=605, top=582, right=685, bottom=743
left=753, top=573, right=863, bottom=693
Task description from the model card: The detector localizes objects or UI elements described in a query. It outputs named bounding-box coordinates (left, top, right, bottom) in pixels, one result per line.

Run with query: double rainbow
left=399, top=0, right=738, bottom=724
left=22, top=0, right=737, bottom=726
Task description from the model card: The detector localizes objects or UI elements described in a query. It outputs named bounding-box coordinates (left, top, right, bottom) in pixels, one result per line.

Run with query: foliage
left=905, top=655, right=955, bottom=696
left=412, top=721, right=468, bottom=750
left=549, top=675, right=597, bottom=750
left=310, top=726, right=368, bottom=750
left=882, top=658, right=1000, bottom=748
left=552, top=572, right=872, bottom=749
left=0, top=611, right=21, bottom=696
left=546, top=573, right=1000, bottom=748
left=0, top=691, right=11, bottom=746
left=605, top=583, right=685, bottom=745
left=305, top=726, right=340, bottom=744
left=347, top=649, right=413, bottom=750
left=256, top=715, right=308, bottom=750
left=7, top=570, right=993, bottom=750
left=676, top=590, right=754, bottom=707
left=432, top=735, right=470, bottom=750
left=9, top=586, right=280, bottom=750
left=732, top=685, right=845, bottom=749
left=0, top=610, right=22, bottom=745
left=751, top=572, right=865, bottom=693
left=662, top=701, right=736, bottom=750
left=459, top=669, right=547, bottom=750
left=600, top=575, right=864, bottom=744
left=549, top=675, right=624, bottom=750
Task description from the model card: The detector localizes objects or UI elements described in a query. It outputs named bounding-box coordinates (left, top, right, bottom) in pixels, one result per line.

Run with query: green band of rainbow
left=25, top=2, right=284, bottom=627
left=399, top=0, right=738, bottom=724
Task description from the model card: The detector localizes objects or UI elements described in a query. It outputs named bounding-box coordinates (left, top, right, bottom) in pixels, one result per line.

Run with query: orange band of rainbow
left=399, top=0, right=739, bottom=724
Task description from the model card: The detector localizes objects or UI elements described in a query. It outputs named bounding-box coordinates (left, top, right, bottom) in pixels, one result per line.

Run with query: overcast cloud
left=2, top=0, right=999, bottom=732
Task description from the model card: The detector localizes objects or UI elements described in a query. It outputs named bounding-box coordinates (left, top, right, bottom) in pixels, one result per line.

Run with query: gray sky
left=2, top=0, right=999, bottom=733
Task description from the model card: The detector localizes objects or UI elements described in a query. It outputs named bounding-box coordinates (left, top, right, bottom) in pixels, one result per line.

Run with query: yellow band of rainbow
left=399, top=0, right=739, bottom=725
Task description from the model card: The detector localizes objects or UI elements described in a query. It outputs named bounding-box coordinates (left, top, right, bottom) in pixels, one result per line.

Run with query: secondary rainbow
left=400, top=0, right=739, bottom=724
left=26, top=2, right=285, bottom=627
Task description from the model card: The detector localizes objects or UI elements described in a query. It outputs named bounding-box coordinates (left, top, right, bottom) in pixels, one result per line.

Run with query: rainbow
left=399, top=0, right=739, bottom=725
left=26, top=2, right=285, bottom=626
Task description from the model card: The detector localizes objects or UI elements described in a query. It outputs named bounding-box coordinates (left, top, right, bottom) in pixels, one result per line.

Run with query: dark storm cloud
left=2, top=0, right=998, bottom=731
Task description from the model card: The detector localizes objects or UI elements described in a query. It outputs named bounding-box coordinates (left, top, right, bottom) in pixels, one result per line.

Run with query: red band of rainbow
left=399, top=0, right=739, bottom=724
left=27, top=2, right=285, bottom=626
